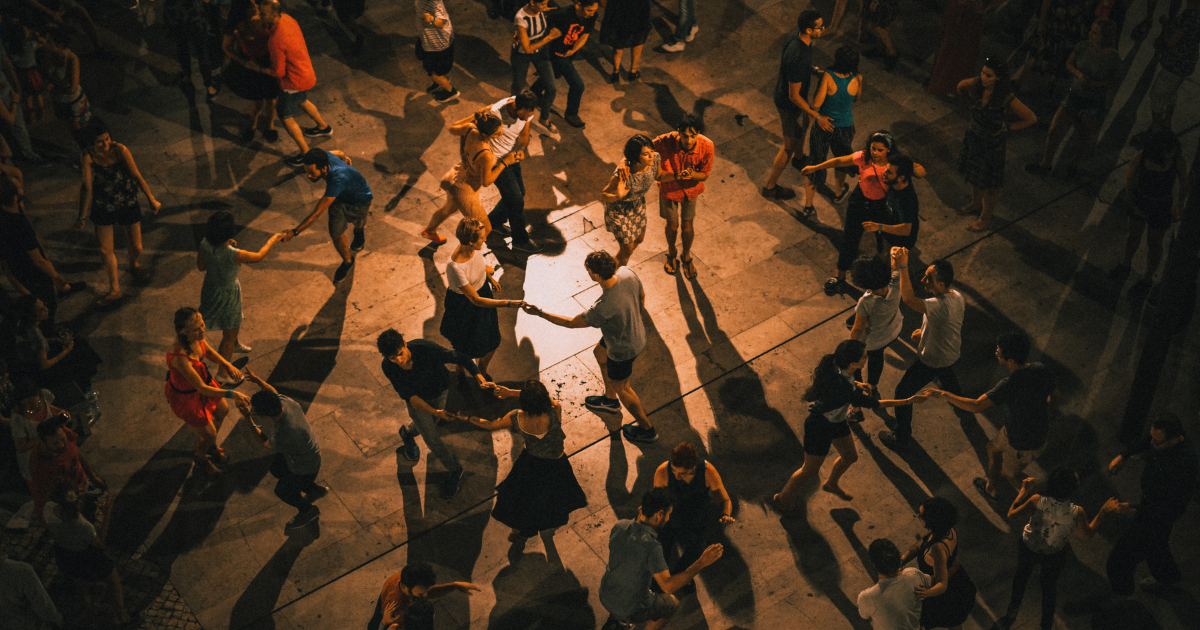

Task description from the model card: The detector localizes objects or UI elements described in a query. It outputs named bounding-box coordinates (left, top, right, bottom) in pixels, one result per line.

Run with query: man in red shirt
left=653, top=114, right=713, bottom=280
left=258, top=0, right=334, bottom=166
left=30, top=414, right=105, bottom=527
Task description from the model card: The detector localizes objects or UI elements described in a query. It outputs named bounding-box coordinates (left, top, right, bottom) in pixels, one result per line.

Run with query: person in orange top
left=257, top=0, right=333, bottom=166
left=367, top=562, right=480, bottom=630
left=653, top=114, right=713, bottom=280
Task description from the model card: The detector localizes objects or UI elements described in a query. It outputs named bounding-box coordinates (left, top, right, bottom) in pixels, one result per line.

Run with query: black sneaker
left=432, top=88, right=460, bottom=102
left=440, top=467, right=464, bottom=499
left=303, top=125, right=333, bottom=137
left=511, top=240, right=544, bottom=255
left=823, top=277, right=845, bottom=296
left=241, top=127, right=256, bottom=143
left=284, top=153, right=307, bottom=167
left=350, top=228, right=365, bottom=252
left=564, top=114, right=586, bottom=128
left=333, top=260, right=354, bottom=284
left=585, top=395, right=621, bottom=414
left=285, top=505, right=320, bottom=531
left=398, top=427, right=420, bottom=462
left=621, top=424, right=659, bottom=444
left=306, top=485, right=330, bottom=502
left=263, top=128, right=280, bottom=143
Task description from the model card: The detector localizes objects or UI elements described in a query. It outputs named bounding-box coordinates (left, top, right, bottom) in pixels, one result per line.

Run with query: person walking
left=511, top=0, right=558, bottom=132
left=164, top=0, right=221, bottom=103
left=242, top=371, right=329, bottom=531
left=522, top=251, right=657, bottom=444
left=222, top=0, right=281, bottom=142
left=857, top=538, right=930, bottom=630
left=1112, top=129, right=1188, bottom=292
left=955, top=57, right=1036, bottom=232
left=652, top=442, right=734, bottom=580
left=802, top=44, right=861, bottom=217
left=423, top=109, right=514, bottom=244
left=483, top=91, right=543, bottom=254
left=38, top=28, right=93, bottom=136
left=878, top=249, right=963, bottom=450
left=441, top=219, right=524, bottom=378
left=1001, top=469, right=1123, bottom=630
left=654, top=113, right=713, bottom=279
left=656, top=0, right=698, bottom=53
left=900, top=497, right=976, bottom=630
left=199, top=211, right=287, bottom=385
left=762, top=10, right=824, bottom=201
left=165, top=307, right=251, bottom=476
left=0, top=175, right=80, bottom=330
left=376, top=329, right=491, bottom=499
left=599, top=0, right=651, bottom=83
left=416, top=0, right=460, bottom=102
left=258, top=0, right=333, bottom=166
left=1145, top=0, right=1200, bottom=133
left=286, top=148, right=373, bottom=284
left=455, top=379, right=587, bottom=547
left=598, top=488, right=723, bottom=630
left=600, top=134, right=664, bottom=267
left=545, top=0, right=598, bottom=128
left=774, top=339, right=927, bottom=511
left=74, top=119, right=162, bottom=305
left=1105, top=412, right=1198, bottom=596
left=922, top=332, right=1058, bottom=501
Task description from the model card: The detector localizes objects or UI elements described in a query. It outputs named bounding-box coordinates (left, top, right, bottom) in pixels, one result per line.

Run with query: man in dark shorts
left=762, top=9, right=824, bottom=201
left=523, top=251, right=657, bottom=444
left=863, top=153, right=920, bottom=251
left=0, top=176, right=79, bottom=330
left=416, top=0, right=459, bottom=101
left=544, top=0, right=599, bottom=128
left=287, top=148, right=373, bottom=284
left=598, top=488, right=723, bottom=630
left=260, top=0, right=334, bottom=166
left=923, top=332, right=1057, bottom=500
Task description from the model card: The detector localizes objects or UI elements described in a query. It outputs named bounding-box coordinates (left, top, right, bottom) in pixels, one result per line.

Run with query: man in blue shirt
left=288, top=148, right=374, bottom=284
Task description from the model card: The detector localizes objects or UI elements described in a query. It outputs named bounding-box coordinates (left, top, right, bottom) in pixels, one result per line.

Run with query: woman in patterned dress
left=955, top=57, right=1037, bottom=232
left=600, top=134, right=666, bottom=267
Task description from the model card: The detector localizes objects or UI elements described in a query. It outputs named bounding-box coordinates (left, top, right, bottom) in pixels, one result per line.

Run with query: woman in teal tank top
left=804, top=46, right=862, bottom=216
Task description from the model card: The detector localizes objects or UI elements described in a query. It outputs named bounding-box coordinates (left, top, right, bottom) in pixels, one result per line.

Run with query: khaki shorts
left=627, top=592, right=678, bottom=623
left=658, top=196, right=697, bottom=223
left=328, top=201, right=370, bottom=237
left=990, top=426, right=1042, bottom=479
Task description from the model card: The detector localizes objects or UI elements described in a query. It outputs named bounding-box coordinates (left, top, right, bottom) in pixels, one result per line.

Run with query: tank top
left=455, top=135, right=490, bottom=191
left=1134, top=156, right=1178, bottom=203
left=514, top=406, right=566, bottom=459
left=917, top=530, right=959, bottom=577
left=1022, top=496, right=1080, bottom=554
left=819, top=73, right=856, bottom=128
left=666, top=459, right=709, bottom=529
left=91, top=159, right=140, bottom=209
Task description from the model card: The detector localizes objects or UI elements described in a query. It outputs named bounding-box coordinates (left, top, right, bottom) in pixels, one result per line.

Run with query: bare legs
left=282, top=99, right=330, bottom=155
left=1034, top=108, right=1097, bottom=173
left=775, top=435, right=859, bottom=509
left=593, top=342, right=650, bottom=432
left=764, top=135, right=800, bottom=191
left=249, top=99, right=277, bottom=132
left=665, top=219, right=695, bottom=265
left=804, top=171, right=847, bottom=207
left=425, top=193, right=491, bottom=240
left=188, top=398, right=231, bottom=475
left=1121, top=218, right=1166, bottom=279
left=431, top=73, right=453, bottom=92
left=615, top=235, right=644, bottom=268
left=217, top=329, right=240, bottom=379
left=611, top=45, right=645, bottom=74
left=477, top=349, right=496, bottom=377
left=96, top=223, right=144, bottom=302
left=967, top=187, right=1000, bottom=232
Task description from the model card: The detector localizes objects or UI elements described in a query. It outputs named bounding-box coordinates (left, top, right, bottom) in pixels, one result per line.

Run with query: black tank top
left=666, top=460, right=709, bottom=529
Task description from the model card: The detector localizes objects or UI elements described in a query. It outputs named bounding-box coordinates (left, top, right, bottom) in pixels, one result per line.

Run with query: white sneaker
left=685, top=25, right=699, bottom=42
left=235, top=342, right=252, bottom=353
left=660, top=41, right=686, bottom=53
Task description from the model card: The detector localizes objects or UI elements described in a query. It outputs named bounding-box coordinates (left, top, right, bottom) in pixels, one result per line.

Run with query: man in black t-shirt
left=924, top=332, right=1058, bottom=500
left=866, top=154, right=920, bottom=251
left=762, top=10, right=824, bottom=201
left=545, top=0, right=598, bottom=128
left=0, top=176, right=78, bottom=331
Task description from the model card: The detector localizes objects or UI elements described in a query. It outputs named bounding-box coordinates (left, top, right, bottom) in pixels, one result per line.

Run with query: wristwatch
left=291, top=228, right=299, bottom=238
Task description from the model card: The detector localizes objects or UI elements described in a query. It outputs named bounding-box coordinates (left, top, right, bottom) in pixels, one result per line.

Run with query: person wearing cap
left=285, top=148, right=374, bottom=285
left=30, top=412, right=104, bottom=527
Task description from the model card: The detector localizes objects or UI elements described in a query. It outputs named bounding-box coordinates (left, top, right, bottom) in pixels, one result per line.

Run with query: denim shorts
left=276, top=90, right=308, bottom=119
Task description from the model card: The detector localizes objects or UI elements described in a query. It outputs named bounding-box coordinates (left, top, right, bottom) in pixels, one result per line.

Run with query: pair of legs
left=1106, top=512, right=1182, bottom=595
left=763, top=109, right=807, bottom=195
left=403, top=391, right=462, bottom=473
left=1, top=100, right=40, bottom=161
left=662, top=196, right=696, bottom=272
left=777, top=429, right=858, bottom=508
left=249, top=98, right=278, bottom=132
left=1005, top=541, right=1065, bottom=629
left=329, top=201, right=369, bottom=265
left=512, top=50, right=557, bottom=120
left=426, top=184, right=490, bottom=240
left=832, top=194, right=886, bottom=283
left=1032, top=104, right=1099, bottom=172
left=612, top=45, right=645, bottom=74
left=959, top=186, right=1000, bottom=231
left=853, top=346, right=888, bottom=389
left=614, top=233, right=645, bottom=268
left=891, top=360, right=961, bottom=442
left=981, top=429, right=1036, bottom=497
left=489, top=163, right=531, bottom=245
left=550, top=56, right=585, bottom=120
left=95, top=222, right=144, bottom=302
left=658, top=521, right=709, bottom=576
left=172, top=23, right=217, bottom=98
left=593, top=342, right=650, bottom=432
left=1120, top=216, right=1167, bottom=279
left=188, top=397, right=232, bottom=474
left=270, top=453, right=321, bottom=514
left=280, top=101, right=329, bottom=156
left=805, top=125, right=856, bottom=208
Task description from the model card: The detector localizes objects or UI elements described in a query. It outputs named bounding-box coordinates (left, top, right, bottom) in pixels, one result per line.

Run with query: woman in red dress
left=166, top=307, right=250, bottom=474
left=927, top=1, right=997, bottom=97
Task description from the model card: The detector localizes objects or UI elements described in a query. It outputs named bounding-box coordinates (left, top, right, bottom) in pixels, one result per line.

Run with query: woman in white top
left=847, top=257, right=903, bottom=421
left=1004, top=468, right=1124, bottom=630
left=439, top=219, right=524, bottom=377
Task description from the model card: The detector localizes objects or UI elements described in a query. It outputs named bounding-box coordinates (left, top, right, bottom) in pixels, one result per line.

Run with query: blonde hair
left=456, top=218, right=486, bottom=245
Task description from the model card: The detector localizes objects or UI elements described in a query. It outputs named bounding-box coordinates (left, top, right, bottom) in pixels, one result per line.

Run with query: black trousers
left=837, top=190, right=889, bottom=272
left=172, top=23, right=214, bottom=87
left=488, top=163, right=529, bottom=244
left=657, top=521, right=712, bottom=574
left=1106, top=511, right=1182, bottom=596
left=1008, top=541, right=1067, bottom=629
left=892, top=360, right=960, bottom=441
left=270, top=453, right=319, bottom=513
left=853, top=346, right=889, bottom=387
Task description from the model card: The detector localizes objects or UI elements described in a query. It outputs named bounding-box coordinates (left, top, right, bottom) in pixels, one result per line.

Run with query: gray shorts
left=328, top=201, right=369, bottom=237
left=777, top=104, right=810, bottom=141
left=658, top=196, right=697, bottom=223
left=628, top=592, right=677, bottom=623
left=1150, top=68, right=1185, bottom=116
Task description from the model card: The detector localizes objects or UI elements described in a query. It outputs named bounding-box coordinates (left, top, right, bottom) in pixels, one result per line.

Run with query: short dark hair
left=37, top=413, right=69, bottom=440
left=889, top=154, right=915, bottom=182
left=1151, top=412, right=1185, bottom=440
left=205, top=211, right=239, bottom=246
left=868, top=539, right=902, bottom=576
left=404, top=599, right=435, bottom=630
left=997, top=332, right=1032, bottom=364
left=584, top=251, right=618, bottom=280
left=514, top=89, right=538, bottom=112
left=399, top=562, right=437, bottom=589
left=301, top=148, right=330, bottom=168
left=77, top=117, right=110, bottom=149
left=852, top=257, right=891, bottom=291
left=918, top=496, right=958, bottom=539
left=376, top=329, right=406, bottom=358
left=676, top=113, right=704, bottom=134
left=930, top=259, right=955, bottom=288
left=250, top=391, right=284, bottom=417
left=829, top=45, right=860, bottom=75
left=622, top=134, right=654, bottom=164
left=0, top=172, right=19, bottom=207
left=797, top=9, right=823, bottom=32
left=1044, top=468, right=1079, bottom=500
left=518, top=379, right=553, bottom=416
left=639, top=487, right=673, bottom=518
left=670, top=442, right=700, bottom=470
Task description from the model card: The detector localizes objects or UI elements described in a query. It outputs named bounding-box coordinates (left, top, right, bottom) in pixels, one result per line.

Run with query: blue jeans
left=673, top=0, right=696, bottom=41
left=488, top=162, right=529, bottom=244
left=550, top=56, right=585, bottom=118
left=511, top=49, right=556, bottom=115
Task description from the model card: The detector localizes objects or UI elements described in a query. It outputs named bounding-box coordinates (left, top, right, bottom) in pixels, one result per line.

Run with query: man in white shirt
left=483, top=91, right=543, bottom=254
left=879, top=247, right=964, bottom=449
left=858, top=538, right=929, bottom=630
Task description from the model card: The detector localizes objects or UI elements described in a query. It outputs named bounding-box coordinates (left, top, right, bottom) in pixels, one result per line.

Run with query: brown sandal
left=663, top=256, right=678, bottom=275
left=681, top=257, right=697, bottom=280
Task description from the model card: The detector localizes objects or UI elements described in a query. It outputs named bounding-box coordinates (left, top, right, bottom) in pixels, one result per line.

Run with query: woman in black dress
left=600, top=0, right=650, bottom=82
left=902, top=496, right=976, bottom=630
left=440, top=219, right=523, bottom=377
left=955, top=57, right=1036, bottom=232
left=652, top=442, right=735, bottom=577
left=458, top=379, right=588, bottom=547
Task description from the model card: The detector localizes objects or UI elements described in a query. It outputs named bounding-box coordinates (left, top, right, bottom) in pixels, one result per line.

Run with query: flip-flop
left=663, top=256, right=678, bottom=275
left=681, top=257, right=697, bottom=280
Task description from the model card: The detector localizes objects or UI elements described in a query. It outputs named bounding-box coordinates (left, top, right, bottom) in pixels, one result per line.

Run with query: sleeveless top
left=1022, top=496, right=1080, bottom=554
left=967, top=90, right=1011, bottom=137
left=513, top=406, right=566, bottom=459
left=1134, top=155, right=1178, bottom=203
left=666, top=459, right=709, bottom=529
left=820, top=73, right=857, bottom=128
left=166, top=349, right=214, bottom=394
left=917, top=530, right=959, bottom=577
left=91, top=159, right=140, bottom=212
left=454, top=135, right=490, bottom=191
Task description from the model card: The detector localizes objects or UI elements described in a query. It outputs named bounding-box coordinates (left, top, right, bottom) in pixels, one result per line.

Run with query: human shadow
left=779, top=510, right=873, bottom=630
left=342, top=89, right=445, bottom=195
left=486, top=550, right=595, bottom=629
left=228, top=527, right=318, bottom=630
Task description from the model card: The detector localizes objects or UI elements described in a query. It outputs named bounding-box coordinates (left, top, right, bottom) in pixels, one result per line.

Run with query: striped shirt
left=513, top=6, right=549, bottom=50
left=415, top=0, right=453, bottom=52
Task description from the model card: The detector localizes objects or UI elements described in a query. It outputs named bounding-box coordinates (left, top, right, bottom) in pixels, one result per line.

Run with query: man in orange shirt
left=258, top=0, right=333, bottom=166
left=653, top=114, right=713, bottom=280
left=367, top=562, right=479, bottom=630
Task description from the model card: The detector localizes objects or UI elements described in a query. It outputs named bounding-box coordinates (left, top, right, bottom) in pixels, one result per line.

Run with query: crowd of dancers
left=0, top=1, right=1198, bottom=629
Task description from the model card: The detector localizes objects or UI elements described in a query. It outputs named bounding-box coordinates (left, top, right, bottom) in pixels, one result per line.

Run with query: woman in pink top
left=802, top=131, right=925, bottom=295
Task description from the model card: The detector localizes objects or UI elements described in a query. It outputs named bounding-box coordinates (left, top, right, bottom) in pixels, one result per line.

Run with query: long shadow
left=779, top=510, right=872, bottom=630
left=228, top=529, right=318, bottom=630
left=342, top=89, right=445, bottom=195
left=486, top=551, right=595, bottom=629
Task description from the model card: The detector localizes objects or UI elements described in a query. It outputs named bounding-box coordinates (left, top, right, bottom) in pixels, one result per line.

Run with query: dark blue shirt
left=324, top=152, right=373, bottom=206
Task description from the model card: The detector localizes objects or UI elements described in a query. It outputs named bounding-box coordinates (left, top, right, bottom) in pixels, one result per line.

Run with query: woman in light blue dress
left=198, top=211, right=286, bottom=385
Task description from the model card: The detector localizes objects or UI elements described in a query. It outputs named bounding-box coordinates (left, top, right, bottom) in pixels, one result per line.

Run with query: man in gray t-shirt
left=243, top=371, right=329, bottom=532
left=523, top=251, right=657, bottom=444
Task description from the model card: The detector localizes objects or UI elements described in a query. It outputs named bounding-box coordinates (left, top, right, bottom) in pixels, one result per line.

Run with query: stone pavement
left=3, top=0, right=1199, bottom=629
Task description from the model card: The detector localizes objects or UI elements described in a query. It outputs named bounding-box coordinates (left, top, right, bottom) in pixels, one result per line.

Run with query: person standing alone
left=654, top=113, right=713, bottom=280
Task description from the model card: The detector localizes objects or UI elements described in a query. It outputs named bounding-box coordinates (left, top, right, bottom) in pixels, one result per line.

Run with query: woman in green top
left=197, top=211, right=287, bottom=385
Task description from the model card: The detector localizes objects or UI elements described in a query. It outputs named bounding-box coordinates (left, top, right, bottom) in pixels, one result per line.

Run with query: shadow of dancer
left=779, top=509, right=873, bottom=630
left=486, top=550, right=596, bottom=630
left=228, top=527, right=318, bottom=630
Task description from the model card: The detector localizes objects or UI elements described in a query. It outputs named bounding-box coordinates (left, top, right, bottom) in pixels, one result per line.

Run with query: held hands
left=920, top=387, right=944, bottom=400
left=282, top=228, right=298, bottom=242
left=423, top=12, right=435, bottom=23
left=862, top=221, right=881, bottom=233
left=509, top=150, right=526, bottom=163
left=677, top=168, right=694, bottom=181
left=892, top=246, right=909, bottom=266
left=456, top=582, right=482, bottom=594
left=799, top=165, right=816, bottom=175
left=521, top=303, right=543, bottom=316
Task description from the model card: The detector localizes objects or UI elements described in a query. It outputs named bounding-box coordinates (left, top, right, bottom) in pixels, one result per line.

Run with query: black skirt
left=492, top=451, right=588, bottom=534
left=920, top=567, right=977, bottom=628
left=226, top=55, right=281, bottom=101
left=55, top=544, right=114, bottom=582
left=440, top=281, right=502, bottom=359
